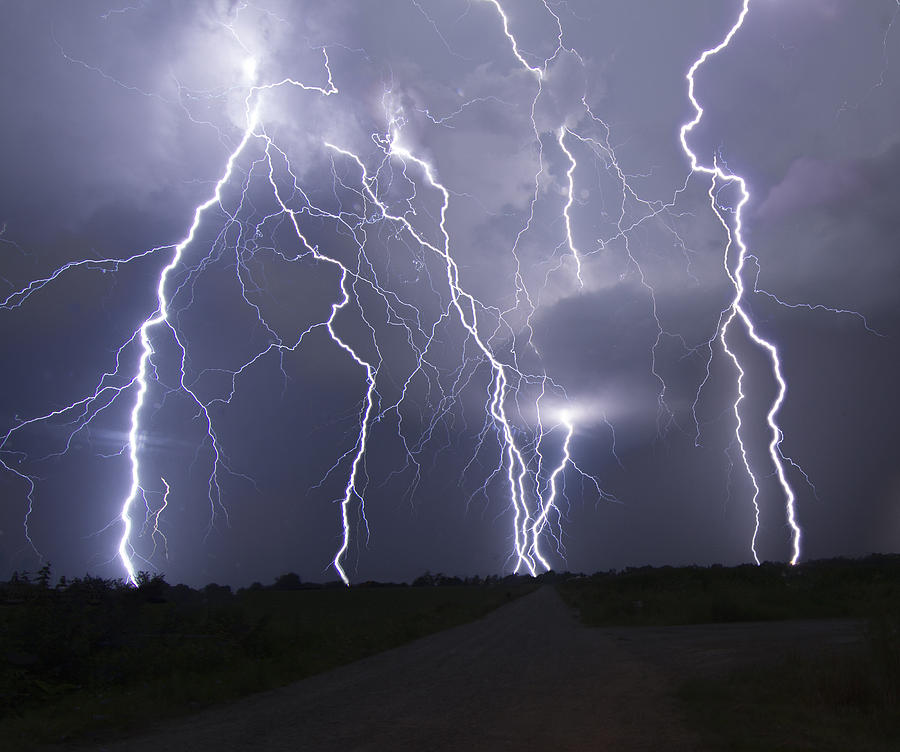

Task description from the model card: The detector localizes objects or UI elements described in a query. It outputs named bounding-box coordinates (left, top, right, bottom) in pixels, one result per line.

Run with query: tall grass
left=678, top=609, right=900, bottom=751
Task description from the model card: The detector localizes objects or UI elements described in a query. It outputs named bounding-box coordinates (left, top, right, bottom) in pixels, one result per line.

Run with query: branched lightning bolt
left=146, top=477, right=171, bottom=560
left=117, top=105, right=264, bottom=583
left=0, top=47, right=350, bottom=582
left=483, top=0, right=697, bottom=442
left=322, top=125, right=588, bottom=576
left=681, top=0, right=803, bottom=565
left=529, top=411, right=573, bottom=570
left=747, top=255, right=884, bottom=337
left=557, top=128, right=585, bottom=288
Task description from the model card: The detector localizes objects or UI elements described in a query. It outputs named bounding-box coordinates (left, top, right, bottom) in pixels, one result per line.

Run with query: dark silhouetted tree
left=273, top=572, right=303, bottom=590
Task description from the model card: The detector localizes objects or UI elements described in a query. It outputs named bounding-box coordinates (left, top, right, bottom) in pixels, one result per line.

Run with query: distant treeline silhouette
left=1, top=565, right=553, bottom=604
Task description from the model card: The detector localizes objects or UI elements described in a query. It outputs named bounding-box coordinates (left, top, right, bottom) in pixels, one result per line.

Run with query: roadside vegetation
left=558, top=555, right=900, bottom=750
left=0, top=567, right=535, bottom=749
left=677, top=626, right=900, bottom=752
left=556, top=556, right=900, bottom=627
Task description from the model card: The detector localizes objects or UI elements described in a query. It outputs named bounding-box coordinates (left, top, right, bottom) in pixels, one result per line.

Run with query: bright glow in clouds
left=242, top=57, right=258, bottom=83
left=2, top=0, right=889, bottom=585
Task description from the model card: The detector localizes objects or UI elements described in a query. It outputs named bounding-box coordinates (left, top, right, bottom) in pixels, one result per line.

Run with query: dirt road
left=84, top=586, right=701, bottom=752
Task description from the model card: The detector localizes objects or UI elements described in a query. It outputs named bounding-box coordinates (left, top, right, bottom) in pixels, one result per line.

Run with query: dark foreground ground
left=68, top=586, right=702, bottom=752
left=56, top=586, right=869, bottom=752
left=601, top=617, right=862, bottom=678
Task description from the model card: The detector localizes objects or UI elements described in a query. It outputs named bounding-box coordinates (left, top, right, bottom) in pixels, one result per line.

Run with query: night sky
left=1, top=0, right=899, bottom=588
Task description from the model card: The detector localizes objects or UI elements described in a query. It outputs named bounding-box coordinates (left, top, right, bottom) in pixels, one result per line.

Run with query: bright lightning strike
left=680, top=0, right=802, bottom=565
left=117, top=105, right=263, bottom=584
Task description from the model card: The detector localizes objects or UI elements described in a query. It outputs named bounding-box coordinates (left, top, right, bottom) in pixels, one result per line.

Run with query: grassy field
left=557, top=556, right=900, bottom=750
left=0, top=572, right=535, bottom=749
left=677, top=633, right=900, bottom=752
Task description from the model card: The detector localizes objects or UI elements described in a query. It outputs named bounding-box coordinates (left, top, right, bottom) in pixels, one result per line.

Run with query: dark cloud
left=757, top=157, right=867, bottom=219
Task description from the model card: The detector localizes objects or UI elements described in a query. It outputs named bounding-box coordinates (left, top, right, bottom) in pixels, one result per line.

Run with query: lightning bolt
left=0, top=43, right=348, bottom=582
left=681, top=0, right=803, bottom=565
left=322, top=123, right=586, bottom=576
left=117, top=104, right=264, bottom=584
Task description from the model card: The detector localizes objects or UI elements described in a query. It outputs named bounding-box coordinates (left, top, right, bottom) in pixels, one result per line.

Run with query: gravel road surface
left=81, top=586, right=701, bottom=751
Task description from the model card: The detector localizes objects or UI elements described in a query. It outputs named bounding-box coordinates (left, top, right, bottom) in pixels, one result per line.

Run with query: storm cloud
left=1, top=0, right=899, bottom=586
